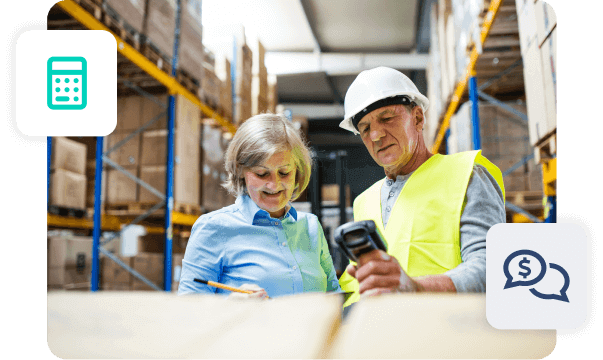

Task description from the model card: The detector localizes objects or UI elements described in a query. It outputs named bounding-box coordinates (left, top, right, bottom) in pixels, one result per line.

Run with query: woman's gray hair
left=223, top=113, right=312, bottom=201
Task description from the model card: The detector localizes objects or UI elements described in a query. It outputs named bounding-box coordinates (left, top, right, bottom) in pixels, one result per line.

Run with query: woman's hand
left=227, top=283, right=269, bottom=300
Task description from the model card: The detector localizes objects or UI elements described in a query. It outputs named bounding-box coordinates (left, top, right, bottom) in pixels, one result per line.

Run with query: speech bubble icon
left=529, top=263, right=571, bottom=303
left=503, top=249, right=547, bottom=289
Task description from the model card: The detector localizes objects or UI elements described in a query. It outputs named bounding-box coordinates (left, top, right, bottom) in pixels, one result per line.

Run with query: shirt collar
left=236, top=194, right=298, bottom=224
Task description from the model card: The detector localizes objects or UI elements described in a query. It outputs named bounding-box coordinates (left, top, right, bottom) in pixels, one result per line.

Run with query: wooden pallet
left=534, top=131, right=556, bottom=164
left=176, top=69, right=200, bottom=94
left=73, top=0, right=102, bottom=20
left=102, top=10, right=140, bottom=51
left=505, top=191, right=544, bottom=211
left=48, top=205, right=87, bottom=219
left=106, top=202, right=201, bottom=216
left=106, top=202, right=164, bottom=216
left=141, top=41, right=172, bottom=74
left=174, top=202, right=202, bottom=216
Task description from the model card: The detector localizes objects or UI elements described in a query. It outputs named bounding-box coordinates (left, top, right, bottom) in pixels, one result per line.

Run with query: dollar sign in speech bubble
left=503, top=250, right=547, bottom=289
left=518, top=257, right=531, bottom=279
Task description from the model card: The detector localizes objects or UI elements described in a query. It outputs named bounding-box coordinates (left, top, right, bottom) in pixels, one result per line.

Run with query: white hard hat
left=340, top=66, right=430, bottom=135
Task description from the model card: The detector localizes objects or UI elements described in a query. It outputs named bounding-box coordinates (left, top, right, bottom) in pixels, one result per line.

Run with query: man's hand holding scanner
left=346, top=250, right=418, bottom=297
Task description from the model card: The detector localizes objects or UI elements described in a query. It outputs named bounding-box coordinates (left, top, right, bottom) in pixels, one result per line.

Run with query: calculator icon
left=47, top=56, right=87, bottom=110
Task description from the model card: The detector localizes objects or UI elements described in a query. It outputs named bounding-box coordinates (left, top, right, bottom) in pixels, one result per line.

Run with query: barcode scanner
left=334, top=220, right=388, bottom=262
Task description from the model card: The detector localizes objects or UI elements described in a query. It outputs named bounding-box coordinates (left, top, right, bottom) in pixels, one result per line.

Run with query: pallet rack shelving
left=430, top=0, right=551, bottom=223
left=47, top=0, right=238, bottom=291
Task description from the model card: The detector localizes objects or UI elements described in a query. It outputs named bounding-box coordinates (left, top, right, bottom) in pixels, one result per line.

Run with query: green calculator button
left=74, top=96, right=79, bottom=101
left=74, top=78, right=79, bottom=83
left=55, top=87, right=60, bottom=92
left=55, top=78, right=60, bottom=83
left=74, top=87, right=79, bottom=92
left=65, top=87, right=70, bottom=92
left=65, top=78, right=70, bottom=83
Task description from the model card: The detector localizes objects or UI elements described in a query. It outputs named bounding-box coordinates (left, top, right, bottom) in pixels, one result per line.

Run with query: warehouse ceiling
left=202, top=0, right=433, bottom=113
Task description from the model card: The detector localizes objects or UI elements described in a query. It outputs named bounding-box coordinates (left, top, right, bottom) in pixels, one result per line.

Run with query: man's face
left=357, top=104, right=423, bottom=171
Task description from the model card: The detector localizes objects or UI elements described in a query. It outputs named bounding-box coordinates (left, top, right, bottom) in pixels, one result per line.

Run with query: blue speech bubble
left=503, top=249, right=547, bottom=289
left=529, top=263, right=571, bottom=303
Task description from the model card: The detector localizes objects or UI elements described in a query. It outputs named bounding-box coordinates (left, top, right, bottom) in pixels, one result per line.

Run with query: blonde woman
left=178, top=114, right=340, bottom=298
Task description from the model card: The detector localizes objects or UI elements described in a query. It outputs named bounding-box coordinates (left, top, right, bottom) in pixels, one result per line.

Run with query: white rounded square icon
left=16, top=30, right=117, bottom=136
left=486, top=223, right=587, bottom=329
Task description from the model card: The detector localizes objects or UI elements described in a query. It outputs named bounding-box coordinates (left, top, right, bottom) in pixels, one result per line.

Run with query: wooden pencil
left=193, top=278, right=255, bottom=294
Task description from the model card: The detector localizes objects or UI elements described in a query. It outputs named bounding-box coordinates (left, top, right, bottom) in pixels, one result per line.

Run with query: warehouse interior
left=46, top=0, right=557, bottom=357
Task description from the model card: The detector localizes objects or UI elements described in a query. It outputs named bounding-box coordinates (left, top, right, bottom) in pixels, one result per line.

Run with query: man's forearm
left=413, top=274, right=457, bottom=292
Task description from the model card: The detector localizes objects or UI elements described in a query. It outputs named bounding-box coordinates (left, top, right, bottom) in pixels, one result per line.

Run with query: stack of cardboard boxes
left=515, top=0, right=557, bottom=146
left=251, top=39, right=269, bottom=116
left=200, top=122, right=235, bottom=212
left=234, top=42, right=253, bottom=124
left=106, top=94, right=201, bottom=209
left=98, top=233, right=186, bottom=291
left=48, top=231, right=93, bottom=290
left=215, top=54, right=233, bottom=121
left=199, top=49, right=222, bottom=111
left=139, top=94, right=201, bottom=206
left=49, top=137, right=88, bottom=211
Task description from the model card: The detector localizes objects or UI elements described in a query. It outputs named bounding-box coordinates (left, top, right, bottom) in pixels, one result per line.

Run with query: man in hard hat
left=338, top=67, right=505, bottom=307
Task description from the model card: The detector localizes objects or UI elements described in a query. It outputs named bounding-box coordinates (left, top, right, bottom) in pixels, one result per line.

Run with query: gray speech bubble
left=503, top=249, right=547, bottom=289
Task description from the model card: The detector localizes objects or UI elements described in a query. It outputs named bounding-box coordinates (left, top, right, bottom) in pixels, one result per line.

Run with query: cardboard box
left=48, top=235, right=93, bottom=288
left=540, top=27, right=557, bottom=137
left=117, top=96, right=143, bottom=131
left=198, top=64, right=222, bottom=109
left=201, top=123, right=227, bottom=211
left=106, top=0, right=146, bottom=33
left=250, top=38, right=266, bottom=75
left=516, top=0, right=539, bottom=54
left=106, top=131, right=141, bottom=166
left=132, top=252, right=164, bottom=290
left=140, top=94, right=201, bottom=167
left=535, top=0, right=556, bottom=45
left=106, top=166, right=138, bottom=204
left=138, top=233, right=188, bottom=254
left=101, top=255, right=134, bottom=290
left=50, top=169, right=87, bottom=210
left=143, top=0, right=176, bottom=59
left=139, top=164, right=200, bottom=205
left=179, top=0, right=204, bottom=79
left=522, top=44, right=551, bottom=145
left=86, top=174, right=106, bottom=210
left=141, top=94, right=169, bottom=130
left=51, top=137, right=87, bottom=175
left=445, top=13, right=457, bottom=94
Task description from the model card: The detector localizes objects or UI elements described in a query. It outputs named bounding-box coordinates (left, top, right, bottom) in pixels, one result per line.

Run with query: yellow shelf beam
left=57, top=0, right=237, bottom=135
left=48, top=211, right=197, bottom=232
left=431, top=0, right=503, bottom=153
left=542, top=157, right=556, bottom=196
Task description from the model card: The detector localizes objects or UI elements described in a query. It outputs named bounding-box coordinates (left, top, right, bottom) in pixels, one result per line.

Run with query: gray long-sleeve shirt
left=380, top=164, right=505, bottom=292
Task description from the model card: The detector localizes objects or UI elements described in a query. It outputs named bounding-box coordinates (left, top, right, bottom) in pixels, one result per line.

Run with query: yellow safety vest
left=339, top=150, right=504, bottom=307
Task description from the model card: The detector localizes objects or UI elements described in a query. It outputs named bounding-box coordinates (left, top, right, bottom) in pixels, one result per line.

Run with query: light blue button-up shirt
left=178, top=195, right=341, bottom=297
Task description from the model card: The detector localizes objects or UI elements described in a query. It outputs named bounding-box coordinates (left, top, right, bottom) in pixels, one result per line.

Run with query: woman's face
left=244, top=150, right=297, bottom=218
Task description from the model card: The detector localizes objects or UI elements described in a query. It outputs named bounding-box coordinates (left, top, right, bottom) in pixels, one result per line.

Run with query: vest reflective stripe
left=339, top=150, right=504, bottom=307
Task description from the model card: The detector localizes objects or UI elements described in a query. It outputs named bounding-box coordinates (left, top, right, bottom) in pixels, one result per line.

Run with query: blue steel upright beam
left=469, top=74, right=481, bottom=150
left=91, top=136, right=104, bottom=291
left=164, top=0, right=182, bottom=291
